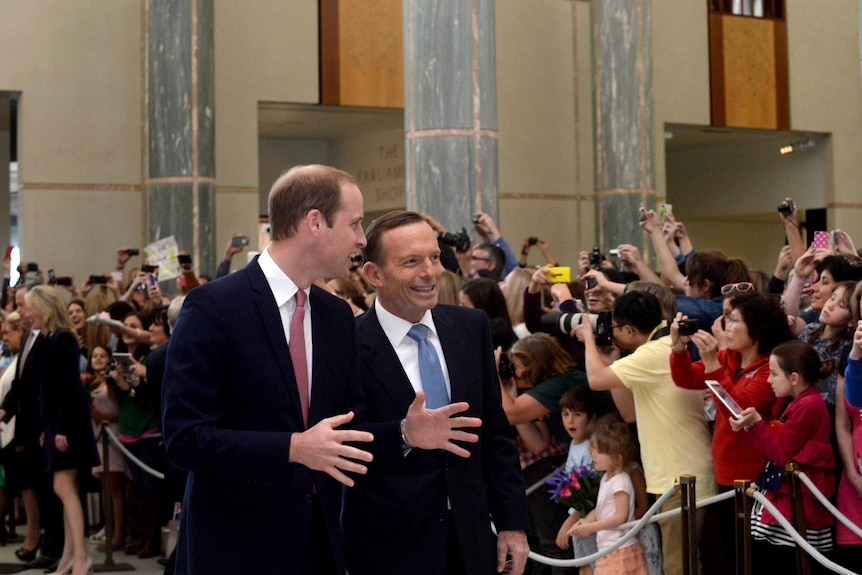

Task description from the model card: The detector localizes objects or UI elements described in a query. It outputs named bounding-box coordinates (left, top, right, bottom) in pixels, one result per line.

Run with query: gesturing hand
left=403, top=391, right=481, bottom=458
left=289, top=411, right=374, bottom=487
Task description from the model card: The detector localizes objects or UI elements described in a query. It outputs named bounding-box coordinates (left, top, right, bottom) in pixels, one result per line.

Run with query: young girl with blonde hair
left=568, top=420, right=648, bottom=575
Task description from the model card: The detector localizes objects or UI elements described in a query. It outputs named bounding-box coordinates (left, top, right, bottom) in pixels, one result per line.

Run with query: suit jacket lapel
left=245, top=259, right=305, bottom=426
left=360, top=305, right=416, bottom=412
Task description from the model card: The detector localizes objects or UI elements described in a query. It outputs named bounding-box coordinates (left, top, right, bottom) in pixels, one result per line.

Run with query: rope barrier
left=101, top=425, right=165, bottom=480
left=749, top=490, right=858, bottom=575
left=495, top=482, right=679, bottom=567
left=525, top=470, right=556, bottom=496
left=795, top=470, right=862, bottom=540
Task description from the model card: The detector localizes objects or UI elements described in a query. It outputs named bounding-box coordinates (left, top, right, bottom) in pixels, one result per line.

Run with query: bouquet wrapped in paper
left=546, top=465, right=602, bottom=516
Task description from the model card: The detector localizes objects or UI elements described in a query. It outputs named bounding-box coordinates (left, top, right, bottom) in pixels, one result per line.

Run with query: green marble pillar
left=404, top=0, right=498, bottom=230
left=147, top=0, right=215, bottom=277
left=591, top=0, right=654, bottom=255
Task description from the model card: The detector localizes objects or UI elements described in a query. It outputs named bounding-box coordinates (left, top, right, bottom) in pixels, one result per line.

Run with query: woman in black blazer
left=26, top=285, right=98, bottom=575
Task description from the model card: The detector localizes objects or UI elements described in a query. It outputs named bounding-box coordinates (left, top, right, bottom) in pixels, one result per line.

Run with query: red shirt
left=670, top=349, right=776, bottom=486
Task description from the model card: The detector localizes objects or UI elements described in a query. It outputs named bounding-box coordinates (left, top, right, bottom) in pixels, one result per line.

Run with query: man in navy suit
left=162, top=165, right=374, bottom=575
left=343, top=211, right=530, bottom=575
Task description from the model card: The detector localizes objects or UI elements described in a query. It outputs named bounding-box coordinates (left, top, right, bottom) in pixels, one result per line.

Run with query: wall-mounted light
left=779, top=138, right=814, bottom=155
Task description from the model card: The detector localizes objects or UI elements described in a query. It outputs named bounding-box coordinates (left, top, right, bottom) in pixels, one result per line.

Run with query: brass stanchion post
left=680, top=475, right=697, bottom=575
left=94, top=422, right=134, bottom=572
left=734, top=480, right=752, bottom=575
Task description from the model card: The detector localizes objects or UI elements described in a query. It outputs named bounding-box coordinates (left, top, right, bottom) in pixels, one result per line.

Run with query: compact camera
left=677, top=319, right=699, bottom=336
left=777, top=200, right=795, bottom=214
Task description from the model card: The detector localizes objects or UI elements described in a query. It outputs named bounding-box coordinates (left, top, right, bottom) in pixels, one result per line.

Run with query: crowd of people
left=0, top=164, right=860, bottom=575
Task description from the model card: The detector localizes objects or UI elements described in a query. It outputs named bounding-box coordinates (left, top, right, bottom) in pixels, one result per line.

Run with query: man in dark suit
left=162, top=165, right=374, bottom=575
left=343, top=211, right=530, bottom=575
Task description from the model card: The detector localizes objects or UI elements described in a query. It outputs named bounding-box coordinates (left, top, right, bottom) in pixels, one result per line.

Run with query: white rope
left=525, top=469, right=557, bottom=496
left=615, top=489, right=734, bottom=530
left=496, top=483, right=679, bottom=567
left=749, top=490, right=859, bottom=575
left=795, top=470, right=862, bottom=539
left=101, top=425, right=165, bottom=480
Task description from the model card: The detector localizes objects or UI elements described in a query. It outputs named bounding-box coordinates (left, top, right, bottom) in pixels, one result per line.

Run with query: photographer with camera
left=518, top=236, right=558, bottom=270
left=574, top=290, right=716, bottom=575
left=472, top=212, right=519, bottom=276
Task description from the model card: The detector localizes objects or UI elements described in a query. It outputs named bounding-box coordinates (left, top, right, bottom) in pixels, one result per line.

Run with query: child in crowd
left=555, top=386, right=598, bottom=575
left=568, top=419, right=648, bottom=575
left=730, top=340, right=835, bottom=575
left=797, top=280, right=856, bottom=415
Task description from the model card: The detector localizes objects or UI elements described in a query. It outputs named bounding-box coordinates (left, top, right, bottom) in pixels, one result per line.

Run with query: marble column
left=0, top=96, right=10, bottom=249
left=404, top=0, right=498, bottom=231
left=591, top=0, right=654, bottom=256
left=147, top=0, right=215, bottom=278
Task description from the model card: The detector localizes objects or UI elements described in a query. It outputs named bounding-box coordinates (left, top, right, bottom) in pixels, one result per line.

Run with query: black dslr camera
left=438, top=228, right=471, bottom=253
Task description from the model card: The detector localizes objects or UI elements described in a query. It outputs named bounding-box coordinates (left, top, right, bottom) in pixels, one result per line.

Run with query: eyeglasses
left=470, top=255, right=491, bottom=262
left=720, top=282, right=754, bottom=296
left=611, top=324, right=628, bottom=331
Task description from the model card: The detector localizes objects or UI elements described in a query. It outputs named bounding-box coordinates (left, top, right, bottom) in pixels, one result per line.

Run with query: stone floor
left=0, top=535, right=164, bottom=575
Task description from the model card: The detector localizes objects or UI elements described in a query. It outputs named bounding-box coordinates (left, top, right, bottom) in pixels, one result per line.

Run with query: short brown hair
left=267, top=165, right=356, bottom=241
left=509, top=333, right=576, bottom=387
left=362, top=211, right=428, bottom=265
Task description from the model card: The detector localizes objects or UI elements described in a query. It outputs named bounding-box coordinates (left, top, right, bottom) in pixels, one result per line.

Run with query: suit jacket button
left=438, top=513, right=446, bottom=522
left=304, top=495, right=313, bottom=504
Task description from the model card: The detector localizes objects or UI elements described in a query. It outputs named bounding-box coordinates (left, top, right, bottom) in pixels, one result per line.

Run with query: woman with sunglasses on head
left=669, top=292, right=793, bottom=573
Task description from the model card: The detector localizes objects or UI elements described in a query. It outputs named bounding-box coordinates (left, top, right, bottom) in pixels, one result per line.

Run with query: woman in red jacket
left=730, top=340, right=835, bottom=574
left=669, top=291, right=792, bottom=571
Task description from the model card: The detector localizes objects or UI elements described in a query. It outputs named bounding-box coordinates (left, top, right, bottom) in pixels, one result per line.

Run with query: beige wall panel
left=215, top=190, right=260, bottom=273
left=785, top=0, right=862, bottom=239
left=214, top=0, right=319, bottom=187
left=18, top=187, right=143, bottom=283
left=329, top=130, right=406, bottom=213
left=496, top=0, right=585, bottom=261
left=652, top=1, right=711, bottom=202
left=0, top=1, right=142, bottom=184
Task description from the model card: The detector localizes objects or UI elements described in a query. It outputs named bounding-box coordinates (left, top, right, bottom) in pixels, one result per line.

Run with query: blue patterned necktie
left=406, top=324, right=449, bottom=409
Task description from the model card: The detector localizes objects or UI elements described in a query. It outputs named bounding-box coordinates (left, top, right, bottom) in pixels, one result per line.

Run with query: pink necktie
left=290, top=290, right=309, bottom=428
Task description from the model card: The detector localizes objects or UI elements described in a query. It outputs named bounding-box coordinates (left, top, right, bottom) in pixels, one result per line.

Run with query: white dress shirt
left=373, top=301, right=452, bottom=402
left=257, top=248, right=314, bottom=399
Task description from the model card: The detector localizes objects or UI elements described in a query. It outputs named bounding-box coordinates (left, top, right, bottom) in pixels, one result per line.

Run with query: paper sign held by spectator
left=144, top=236, right=181, bottom=281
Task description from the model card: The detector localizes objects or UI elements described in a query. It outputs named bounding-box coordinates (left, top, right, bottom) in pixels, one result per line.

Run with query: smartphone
left=584, top=276, right=598, bottom=290
left=548, top=266, right=571, bottom=283
left=56, top=276, right=73, bottom=286
left=231, top=235, right=250, bottom=247
left=177, top=253, right=192, bottom=265
left=638, top=207, right=647, bottom=222
left=113, top=352, right=133, bottom=372
left=812, top=231, right=832, bottom=251
left=3, top=246, right=13, bottom=260
left=48, top=269, right=56, bottom=284
left=149, top=274, right=157, bottom=286
left=88, top=275, right=108, bottom=285
left=659, top=203, right=673, bottom=220
left=141, top=264, right=159, bottom=274
left=126, top=248, right=140, bottom=256
left=26, top=262, right=38, bottom=272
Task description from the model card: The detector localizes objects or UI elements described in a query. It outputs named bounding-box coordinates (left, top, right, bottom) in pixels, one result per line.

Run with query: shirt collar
left=374, top=300, right=437, bottom=347
left=257, top=247, right=305, bottom=307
